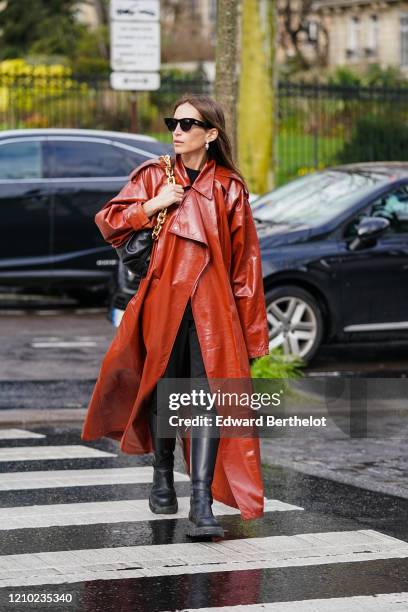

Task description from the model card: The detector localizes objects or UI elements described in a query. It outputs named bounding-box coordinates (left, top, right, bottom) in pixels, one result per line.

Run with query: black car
left=110, top=162, right=408, bottom=362
left=0, top=128, right=172, bottom=301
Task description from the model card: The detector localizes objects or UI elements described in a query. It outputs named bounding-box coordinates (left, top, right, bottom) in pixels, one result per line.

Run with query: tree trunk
left=92, top=0, right=109, bottom=59
left=238, top=0, right=277, bottom=193
left=214, top=0, right=239, bottom=162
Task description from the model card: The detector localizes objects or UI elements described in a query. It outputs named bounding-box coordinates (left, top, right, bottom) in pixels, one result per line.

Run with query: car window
left=252, top=170, right=389, bottom=227
left=369, top=185, right=408, bottom=234
left=47, top=140, right=143, bottom=178
left=343, top=185, right=408, bottom=238
left=0, top=140, right=43, bottom=179
left=126, top=150, right=149, bottom=170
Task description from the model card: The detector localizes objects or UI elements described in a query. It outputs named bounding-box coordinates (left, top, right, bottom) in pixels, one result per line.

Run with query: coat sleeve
left=228, top=180, right=270, bottom=359
left=95, top=165, right=156, bottom=248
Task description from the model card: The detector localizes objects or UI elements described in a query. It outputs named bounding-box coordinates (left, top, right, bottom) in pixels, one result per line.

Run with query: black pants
left=150, top=298, right=217, bottom=438
left=161, top=298, right=206, bottom=380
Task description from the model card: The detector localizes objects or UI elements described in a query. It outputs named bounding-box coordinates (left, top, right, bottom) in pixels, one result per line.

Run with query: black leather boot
left=148, top=404, right=178, bottom=514
left=187, top=434, right=225, bottom=538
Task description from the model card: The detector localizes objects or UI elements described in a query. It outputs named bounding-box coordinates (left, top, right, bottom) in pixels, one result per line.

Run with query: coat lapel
left=173, top=153, right=215, bottom=200
left=168, top=153, right=216, bottom=247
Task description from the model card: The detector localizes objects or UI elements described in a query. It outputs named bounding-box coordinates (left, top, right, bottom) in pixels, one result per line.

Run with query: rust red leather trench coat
left=81, top=153, right=270, bottom=520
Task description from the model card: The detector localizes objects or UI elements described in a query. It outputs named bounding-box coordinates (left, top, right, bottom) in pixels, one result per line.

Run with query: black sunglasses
left=164, top=117, right=211, bottom=132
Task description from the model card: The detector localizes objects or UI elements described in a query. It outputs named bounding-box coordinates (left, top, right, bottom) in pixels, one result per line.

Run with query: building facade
left=314, top=0, right=408, bottom=73
left=77, top=0, right=408, bottom=74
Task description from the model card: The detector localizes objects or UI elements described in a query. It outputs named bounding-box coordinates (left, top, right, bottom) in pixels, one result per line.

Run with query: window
left=366, top=14, right=379, bottom=55
left=0, top=140, right=42, bottom=179
left=47, top=140, right=137, bottom=178
left=308, top=21, right=319, bottom=43
left=347, top=16, right=361, bottom=58
left=401, top=13, right=408, bottom=67
left=209, top=0, right=216, bottom=21
left=252, top=170, right=388, bottom=229
left=344, top=185, right=408, bottom=238
left=370, top=185, right=408, bottom=234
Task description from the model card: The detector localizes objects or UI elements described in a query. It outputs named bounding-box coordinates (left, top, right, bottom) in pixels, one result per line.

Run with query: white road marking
left=0, top=497, right=302, bottom=529
left=31, top=342, right=97, bottom=348
left=32, top=336, right=102, bottom=341
left=74, top=308, right=105, bottom=314
left=0, top=529, right=406, bottom=587
left=35, top=310, right=61, bottom=316
left=0, top=429, right=45, bottom=440
left=30, top=335, right=103, bottom=349
left=0, top=310, right=26, bottom=316
left=0, top=308, right=105, bottom=316
left=0, top=445, right=116, bottom=462
left=0, top=467, right=189, bottom=490
left=179, top=593, right=408, bottom=611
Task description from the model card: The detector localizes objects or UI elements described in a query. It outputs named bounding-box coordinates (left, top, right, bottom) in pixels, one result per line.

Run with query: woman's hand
left=152, top=184, right=185, bottom=211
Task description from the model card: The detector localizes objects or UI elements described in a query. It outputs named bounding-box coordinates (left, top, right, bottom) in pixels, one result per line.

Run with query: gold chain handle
left=152, top=154, right=176, bottom=241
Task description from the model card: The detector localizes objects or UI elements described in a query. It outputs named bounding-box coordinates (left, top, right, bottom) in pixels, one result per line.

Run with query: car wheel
left=265, top=285, right=324, bottom=362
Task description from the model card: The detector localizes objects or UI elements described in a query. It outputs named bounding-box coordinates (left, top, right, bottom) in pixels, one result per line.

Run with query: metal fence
left=277, top=81, right=408, bottom=184
left=1, top=74, right=408, bottom=185
left=0, top=74, right=211, bottom=134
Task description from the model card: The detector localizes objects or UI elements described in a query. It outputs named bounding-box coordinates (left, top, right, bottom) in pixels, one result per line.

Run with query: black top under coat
left=184, top=165, right=200, bottom=185
left=181, top=165, right=200, bottom=320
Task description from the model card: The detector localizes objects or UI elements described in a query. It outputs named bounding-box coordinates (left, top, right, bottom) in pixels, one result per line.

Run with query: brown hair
left=172, top=93, right=247, bottom=186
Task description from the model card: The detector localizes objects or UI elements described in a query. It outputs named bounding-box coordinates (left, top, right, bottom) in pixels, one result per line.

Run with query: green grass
left=148, top=131, right=173, bottom=144
left=276, top=132, right=345, bottom=185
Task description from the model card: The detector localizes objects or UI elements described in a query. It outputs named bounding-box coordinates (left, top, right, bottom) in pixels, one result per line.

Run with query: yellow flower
left=0, top=87, right=9, bottom=112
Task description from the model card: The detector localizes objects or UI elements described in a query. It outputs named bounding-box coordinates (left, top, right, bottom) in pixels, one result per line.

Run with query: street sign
left=110, top=71, right=160, bottom=91
left=110, top=0, right=160, bottom=129
left=110, top=0, right=160, bottom=94
left=110, top=0, right=159, bottom=22
left=110, top=21, right=160, bottom=72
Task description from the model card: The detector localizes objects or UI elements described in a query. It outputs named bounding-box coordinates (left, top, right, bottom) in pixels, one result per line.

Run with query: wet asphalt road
left=0, top=309, right=407, bottom=382
left=0, top=425, right=407, bottom=611
left=0, top=308, right=407, bottom=609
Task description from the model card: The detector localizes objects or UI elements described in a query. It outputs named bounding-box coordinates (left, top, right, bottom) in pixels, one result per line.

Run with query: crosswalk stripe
left=0, top=445, right=116, bottom=462
left=0, top=466, right=190, bottom=490
left=0, top=436, right=405, bottom=609
left=0, top=529, right=406, bottom=588
left=179, top=593, right=408, bottom=611
left=31, top=341, right=97, bottom=348
left=0, top=497, right=302, bottom=529
left=0, top=429, right=45, bottom=440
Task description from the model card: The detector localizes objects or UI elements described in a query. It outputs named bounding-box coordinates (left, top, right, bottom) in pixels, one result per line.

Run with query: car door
left=0, top=137, right=52, bottom=284
left=338, top=182, right=408, bottom=330
left=46, top=137, right=147, bottom=284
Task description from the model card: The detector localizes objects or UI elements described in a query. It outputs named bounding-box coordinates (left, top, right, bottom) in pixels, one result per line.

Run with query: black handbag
left=115, top=154, right=175, bottom=284
left=116, top=226, right=153, bottom=281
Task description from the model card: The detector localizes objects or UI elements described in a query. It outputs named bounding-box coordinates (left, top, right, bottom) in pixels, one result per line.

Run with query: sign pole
left=110, top=0, right=161, bottom=114
left=130, top=93, right=138, bottom=133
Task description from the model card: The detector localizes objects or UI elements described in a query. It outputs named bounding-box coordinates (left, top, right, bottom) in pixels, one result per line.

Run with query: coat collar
left=173, top=153, right=215, bottom=200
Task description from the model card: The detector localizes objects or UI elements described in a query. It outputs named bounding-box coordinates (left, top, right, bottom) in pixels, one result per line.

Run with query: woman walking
left=81, top=94, right=270, bottom=539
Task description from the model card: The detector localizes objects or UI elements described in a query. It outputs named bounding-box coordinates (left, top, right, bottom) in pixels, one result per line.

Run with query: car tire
left=265, top=285, right=324, bottom=362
